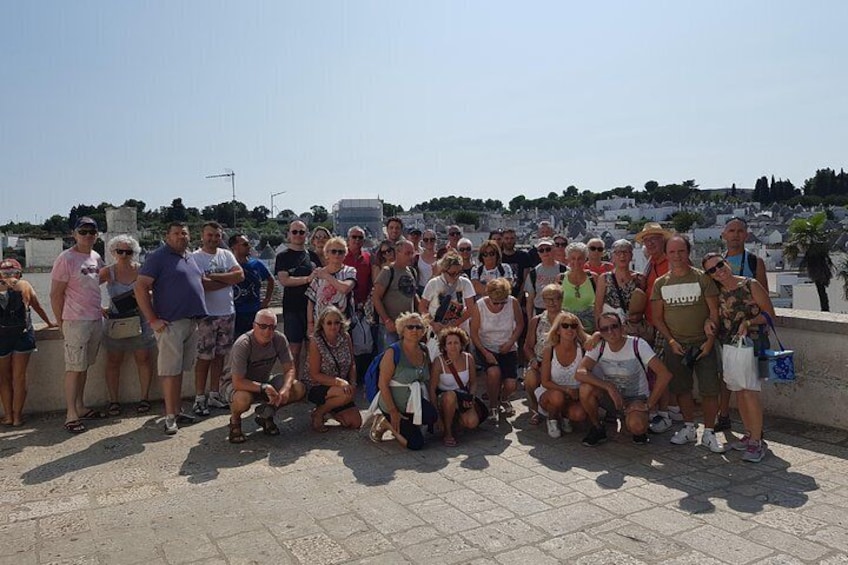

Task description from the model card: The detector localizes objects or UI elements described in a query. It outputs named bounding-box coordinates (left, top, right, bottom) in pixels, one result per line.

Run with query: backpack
left=364, top=342, right=402, bottom=402
left=722, top=249, right=758, bottom=277
left=597, top=337, right=649, bottom=376
left=529, top=264, right=567, bottom=290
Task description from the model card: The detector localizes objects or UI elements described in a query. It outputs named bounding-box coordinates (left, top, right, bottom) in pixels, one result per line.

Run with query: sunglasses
left=458, top=247, right=472, bottom=252
left=327, top=248, right=346, bottom=255
left=481, top=251, right=497, bottom=257
left=422, top=237, right=436, bottom=243
left=445, top=270, right=461, bottom=277
left=290, top=229, right=306, bottom=236
left=448, top=232, right=461, bottom=237
left=324, top=320, right=342, bottom=326
left=705, top=260, right=727, bottom=275
left=381, top=248, right=395, bottom=255
left=559, top=323, right=579, bottom=330
left=588, top=246, right=604, bottom=252
left=554, top=242, right=567, bottom=247
left=538, top=247, right=552, bottom=253
left=599, top=323, right=621, bottom=333
left=406, top=324, right=424, bottom=331
left=349, top=235, right=364, bottom=240
left=77, top=229, right=97, bottom=236
left=254, top=322, right=276, bottom=330
left=115, top=249, right=134, bottom=256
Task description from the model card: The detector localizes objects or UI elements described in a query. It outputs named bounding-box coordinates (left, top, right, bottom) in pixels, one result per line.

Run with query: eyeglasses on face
left=327, top=248, right=346, bottom=255
left=324, top=320, right=342, bottom=326
left=554, top=242, right=568, bottom=247
left=448, top=232, right=461, bottom=237
left=77, top=229, right=97, bottom=236
left=406, top=324, right=424, bottom=331
left=115, top=249, right=134, bottom=256
left=705, top=260, right=727, bottom=275
left=381, top=248, right=395, bottom=255
left=559, top=322, right=579, bottom=330
left=349, top=234, right=364, bottom=240
left=458, top=247, right=472, bottom=252
left=538, top=247, right=552, bottom=253
left=588, top=246, right=604, bottom=252
left=254, top=322, right=276, bottom=330
left=290, top=229, right=306, bottom=236
left=422, top=237, right=436, bottom=243
left=599, top=323, right=621, bottom=333
left=481, top=251, right=497, bottom=257
left=445, top=269, right=461, bottom=277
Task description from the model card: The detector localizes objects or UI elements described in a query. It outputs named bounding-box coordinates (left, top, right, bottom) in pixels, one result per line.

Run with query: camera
left=682, top=346, right=701, bottom=369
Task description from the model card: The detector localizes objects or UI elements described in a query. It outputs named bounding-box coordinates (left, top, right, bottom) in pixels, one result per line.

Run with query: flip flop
left=80, top=409, right=107, bottom=420
left=107, top=403, right=121, bottom=417
left=529, top=411, right=542, bottom=426
left=64, top=420, right=86, bottom=434
left=443, top=436, right=458, bottom=447
left=136, top=400, right=151, bottom=414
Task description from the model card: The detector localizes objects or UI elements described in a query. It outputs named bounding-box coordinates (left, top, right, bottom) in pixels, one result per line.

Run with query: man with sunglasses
left=576, top=312, right=673, bottom=446
left=136, top=221, right=208, bottom=435
left=219, top=308, right=306, bottom=443
left=527, top=221, right=555, bottom=266
left=500, top=228, right=533, bottom=301
left=274, top=220, right=321, bottom=365
left=436, top=225, right=463, bottom=259
left=230, top=233, right=275, bottom=339
left=344, top=226, right=375, bottom=377
left=373, top=240, right=418, bottom=350
left=651, top=235, right=725, bottom=453
left=50, top=217, right=107, bottom=433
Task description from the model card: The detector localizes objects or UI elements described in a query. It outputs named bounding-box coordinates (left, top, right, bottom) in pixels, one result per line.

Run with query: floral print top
left=717, top=278, right=762, bottom=345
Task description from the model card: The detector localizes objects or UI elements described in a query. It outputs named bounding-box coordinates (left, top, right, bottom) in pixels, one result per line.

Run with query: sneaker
left=582, top=425, right=607, bottom=447
left=560, top=418, right=573, bottom=434
left=700, top=429, right=727, bottom=453
left=369, top=415, right=387, bottom=443
left=164, top=416, right=178, bottom=435
left=633, top=433, right=649, bottom=445
left=668, top=406, right=684, bottom=422
left=547, top=418, right=561, bottom=439
left=649, top=414, right=672, bottom=434
left=714, top=415, right=732, bottom=432
left=742, top=439, right=767, bottom=463
left=207, top=391, right=229, bottom=409
left=670, top=426, right=697, bottom=445
left=730, top=433, right=751, bottom=451
left=193, top=396, right=209, bottom=417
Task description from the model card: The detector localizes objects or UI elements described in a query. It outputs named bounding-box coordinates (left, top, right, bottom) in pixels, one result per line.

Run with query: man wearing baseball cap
left=50, top=217, right=106, bottom=433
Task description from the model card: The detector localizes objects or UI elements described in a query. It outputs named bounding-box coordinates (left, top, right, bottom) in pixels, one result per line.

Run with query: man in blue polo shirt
left=135, top=222, right=208, bottom=435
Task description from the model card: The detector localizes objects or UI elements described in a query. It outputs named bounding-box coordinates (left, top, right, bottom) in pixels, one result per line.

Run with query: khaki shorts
left=62, top=319, right=103, bottom=372
left=665, top=341, right=720, bottom=397
left=154, top=318, right=198, bottom=376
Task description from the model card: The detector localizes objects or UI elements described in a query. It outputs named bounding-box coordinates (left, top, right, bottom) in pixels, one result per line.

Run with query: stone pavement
left=2, top=398, right=848, bottom=565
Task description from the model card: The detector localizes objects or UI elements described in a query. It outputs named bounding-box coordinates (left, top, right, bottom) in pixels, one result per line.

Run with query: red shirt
left=586, top=261, right=614, bottom=276
left=344, top=250, right=372, bottom=306
left=644, top=255, right=669, bottom=326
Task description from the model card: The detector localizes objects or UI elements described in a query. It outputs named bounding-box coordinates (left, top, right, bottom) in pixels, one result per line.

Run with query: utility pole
left=205, top=169, right=236, bottom=229
left=270, top=191, right=286, bottom=220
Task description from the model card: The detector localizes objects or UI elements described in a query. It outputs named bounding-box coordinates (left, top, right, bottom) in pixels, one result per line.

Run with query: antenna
left=205, top=169, right=236, bottom=229
left=271, top=191, right=286, bottom=219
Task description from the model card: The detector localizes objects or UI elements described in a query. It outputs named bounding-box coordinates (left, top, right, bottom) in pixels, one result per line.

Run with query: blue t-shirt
left=233, top=258, right=272, bottom=314
left=139, top=244, right=207, bottom=322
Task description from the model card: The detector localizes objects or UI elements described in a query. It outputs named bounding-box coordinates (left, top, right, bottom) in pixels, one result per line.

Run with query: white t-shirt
left=585, top=336, right=655, bottom=398
left=470, top=263, right=515, bottom=289
left=193, top=248, right=239, bottom=316
left=422, top=275, right=476, bottom=323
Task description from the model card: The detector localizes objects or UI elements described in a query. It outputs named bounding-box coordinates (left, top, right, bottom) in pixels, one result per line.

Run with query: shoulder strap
left=530, top=267, right=537, bottom=288
left=632, top=337, right=647, bottom=375
left=387, top=266, right=395, bottom=289
left=598, top=340, right=606, bottom=361
left=498, top=264, right=505, bottom=277
left=445, top=357, right=469, bottom=392
left=476, top=264, right=484, bottom=279
left=747, top=251, right=758, bottom=275
left=760, top=312, right=786, bottom=351
left=610, top=272, right=629, bottom=310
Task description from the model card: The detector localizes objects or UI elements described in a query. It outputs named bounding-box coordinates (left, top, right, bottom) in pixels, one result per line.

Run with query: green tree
left=784, top=211, right=834, bottom=311
left=838, top=256, right=848, bottom=302
left=310, top=205, right=329, bottom=223
left=454, top=211, right=479, bottom=228
left=382, top=201, right=403, bottom=217
left=670, top=211, right=703, bottom=233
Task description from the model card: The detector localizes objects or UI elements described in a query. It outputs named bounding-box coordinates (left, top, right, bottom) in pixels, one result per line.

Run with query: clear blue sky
left=2, top=1, right=846, bottom=224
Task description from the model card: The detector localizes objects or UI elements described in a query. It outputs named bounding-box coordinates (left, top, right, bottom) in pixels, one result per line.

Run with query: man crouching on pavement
left=220, top=308, right=306, bottom=443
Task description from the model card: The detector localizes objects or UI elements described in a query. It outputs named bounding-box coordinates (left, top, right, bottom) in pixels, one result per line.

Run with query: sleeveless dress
left=103, top=265, right=155, bottom=352
left=534, top=346, right=583, bottom=416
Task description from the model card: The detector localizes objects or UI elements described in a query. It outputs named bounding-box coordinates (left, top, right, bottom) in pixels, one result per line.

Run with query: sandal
left=529, top=411, right=542, bottom=426
left=254, top=415, right=280, bottom=436
left=136, top=400, right=151, bottom=414
left=228, top=421, right=246, bottom=444
left=369, top=415, right=388, bottom=443
left=64, top=420, right=86, bottom=434
left=80, top=409, right=107, bottom=420
left=107, top=403, right=121, bottom=417
left=443, top=436, right=458, bottom=447
left=311, top=410, right=329, bottom=433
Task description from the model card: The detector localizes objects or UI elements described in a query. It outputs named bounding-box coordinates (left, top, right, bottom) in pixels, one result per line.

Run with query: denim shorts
left=0, top=328, right=36, bottom=357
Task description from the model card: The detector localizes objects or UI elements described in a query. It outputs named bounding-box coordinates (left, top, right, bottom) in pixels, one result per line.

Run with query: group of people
left=0, top=214, right=775, bottom=463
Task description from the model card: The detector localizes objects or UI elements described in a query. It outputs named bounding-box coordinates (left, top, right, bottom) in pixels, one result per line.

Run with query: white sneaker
left=560, top=418, right=573, bottom=434
left=547, top=418, right=561, bottom=439
left=649, top=414, right=673, bottom=434
left=700, top=430, right=727, bottom=453
left=668, top=406, right=684, bottom=422
left=164, top=416, right=178, bottom=435
left=670, top=426, right=697, bottom=445
left=207, top=391, right=228, bottom=409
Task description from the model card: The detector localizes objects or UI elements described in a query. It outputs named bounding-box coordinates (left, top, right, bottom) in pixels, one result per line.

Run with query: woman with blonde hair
left=537, top=311, right=589, bottom=437
left=428, top=327, right=481, bottom=446
left=470, top=277, right=523, bottom=420
left=98, top=234, right=156, bottom=416
left=560, top=242, right=597, bottom=332
left=307, top=306, right=361, bottom=432
left=310, top=226, right=332, bottom=266
left=370, top=312, right=436, bottom=450
left=471, top=240, right=514, bottom=298
left=523, top=284, right=563, bottom=425
left=305, top=236, right=357, bottom=337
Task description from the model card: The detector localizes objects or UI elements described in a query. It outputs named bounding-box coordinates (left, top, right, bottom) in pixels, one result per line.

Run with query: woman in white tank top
left=523, top=283, right=563, bottom=425
left=428, top=327, right=481, bottom=446
left=537, top=311, right=590, bottom=438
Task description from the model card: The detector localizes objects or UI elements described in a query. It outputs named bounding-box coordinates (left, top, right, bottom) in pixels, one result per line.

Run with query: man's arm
left=49, top=279, right=67, bottom=328
left=204, top=265, right=244, bottom=290
left=372, top=279, right=395, bottom=333
left=646, top=357, right=673, bottom=410
left=134, top=274, right=167, bottom=332
left=755, top=257, right=769, bottom=294
left=261, top=274, right=276, bottom=309
left=278, top=270, right=314, bottom=288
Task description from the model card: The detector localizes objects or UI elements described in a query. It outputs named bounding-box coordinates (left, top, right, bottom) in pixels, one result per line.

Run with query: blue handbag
left=761, top=312, right=795, bottom=382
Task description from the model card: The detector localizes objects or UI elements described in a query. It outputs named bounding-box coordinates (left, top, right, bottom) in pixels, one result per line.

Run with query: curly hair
left=106, top=234, right=142, bottom=263
left=438, top=250, right=462, bottom=272
left=438, top=326, right=469, bottom=354
left=395, top=311, right=428, bottom=336
left=323, top=236, right=348, bottom=256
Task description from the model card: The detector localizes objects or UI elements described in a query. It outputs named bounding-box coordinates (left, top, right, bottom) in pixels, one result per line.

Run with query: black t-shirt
left=527, top=247, right=542, bottom=267
left=501, top=249, right=533, bottom=297
left=274, top=249, right=320, bottom=311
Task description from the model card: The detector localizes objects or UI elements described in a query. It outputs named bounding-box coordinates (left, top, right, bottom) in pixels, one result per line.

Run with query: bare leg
left=229, top=390, right=252, bottom=423
left=718, top=379, right=731, bottom=419
left=501, top=378, right=517, bottom=404
left=105, top=350, right=125, bottom=404
left=486, top=367, right=502, bottom=412
left=132, top=348, right=153, bottom=401
left=540, top=389, right=565, bottom=420
left=11, top=353, right=30, bottom=424
left=65, top=371, right=83, bottom=422
left=523, top=366, right=540, bottom=413
left=208, top=355, right=225, bottom=393
left=579, top=383, right=602, bottom=427
left=738, top=390, right=764, bottom=441
left=161, top=375, right=182, bottom=416
left=676, top=391, right=696, bottom=423
left=701, top=395, right=719, bottom=430
left=313, top=387, right=355, bottom=428
left=0, top=356, right=12, bottom=424
left=74, top=369, right=89, bottom=415
left=194, top=358, right=211, bottom=396
left=439, top=392, right=458, bottom=442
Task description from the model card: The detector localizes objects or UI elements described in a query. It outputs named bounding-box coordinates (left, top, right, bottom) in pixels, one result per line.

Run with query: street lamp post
left=270, top=191, right=286, bottom=220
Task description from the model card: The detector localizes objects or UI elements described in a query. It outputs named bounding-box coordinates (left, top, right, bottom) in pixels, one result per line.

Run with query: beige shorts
left=62, top=319, right=103, bottom=372
left=154, top=318, right=198, bottom=376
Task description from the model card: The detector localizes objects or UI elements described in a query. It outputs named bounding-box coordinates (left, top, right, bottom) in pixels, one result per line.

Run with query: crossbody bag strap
left=610, top=272, right=629, bottom=310
left=760, top=312, right=786, bottom=351
left=445, top=356, right=469, bottom=392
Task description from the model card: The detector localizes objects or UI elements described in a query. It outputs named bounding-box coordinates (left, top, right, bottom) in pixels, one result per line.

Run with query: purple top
left=139, top=244, right=207, bottom=322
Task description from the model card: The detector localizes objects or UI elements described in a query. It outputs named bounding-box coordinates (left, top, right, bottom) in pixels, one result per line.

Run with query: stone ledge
left=774, top=307, right=848, bottom=335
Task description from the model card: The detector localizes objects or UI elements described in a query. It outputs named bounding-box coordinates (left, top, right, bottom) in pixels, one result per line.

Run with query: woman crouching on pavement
left=370, top=312, right=436, bottom=450
left=523, top=284, right=563, bottom=425
left=307, top=306, right=361, bottom=432
left=536, top=311, right=589, bottom=438
left=429, top=327, right=482, bottom=447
